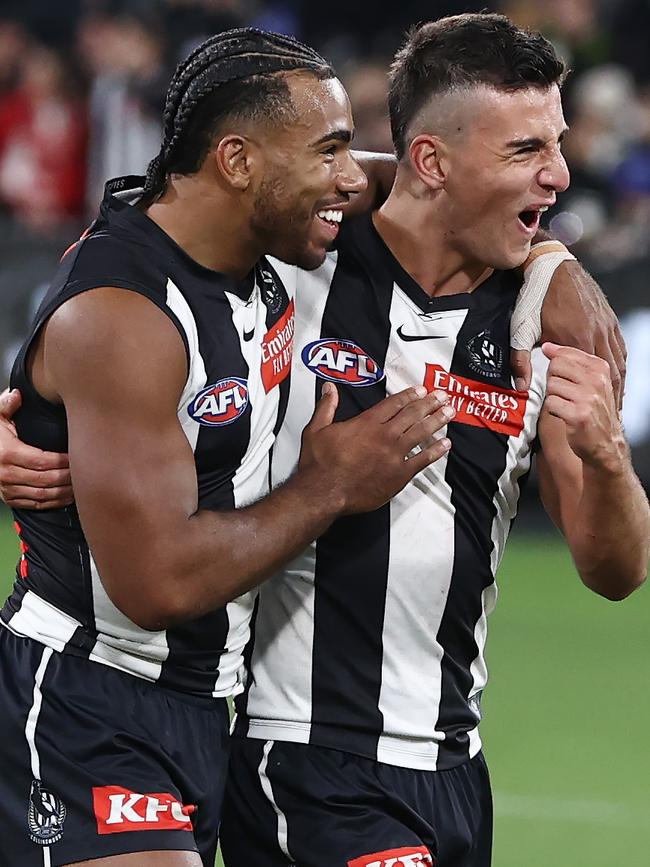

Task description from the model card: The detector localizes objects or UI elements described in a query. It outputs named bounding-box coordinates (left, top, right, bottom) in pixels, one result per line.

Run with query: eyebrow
left=505, top=128, right=569, bottom=149
left=311, top=129, right=354, bottom=147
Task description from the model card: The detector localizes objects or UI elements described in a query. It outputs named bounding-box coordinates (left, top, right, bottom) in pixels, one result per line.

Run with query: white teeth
left=539, top=206, right=549, bottom=212
left=317, top=209, right=343, bottom=223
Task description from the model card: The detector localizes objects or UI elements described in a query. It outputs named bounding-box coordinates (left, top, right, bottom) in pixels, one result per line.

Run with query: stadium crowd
left=0, top=0, right=649, bottom=485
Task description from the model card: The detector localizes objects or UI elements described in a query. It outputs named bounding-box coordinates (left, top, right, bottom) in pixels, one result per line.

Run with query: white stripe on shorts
left=25, top=645, right=54, bottom=866
left=257, top=740, right=294, bottom=862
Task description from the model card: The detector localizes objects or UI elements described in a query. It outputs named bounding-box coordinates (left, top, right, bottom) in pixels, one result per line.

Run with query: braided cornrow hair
left=143, top=28, right=335, bottom=198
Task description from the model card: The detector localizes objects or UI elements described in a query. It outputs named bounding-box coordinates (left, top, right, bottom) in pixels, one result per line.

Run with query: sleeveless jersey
left=1, top=176, right=297, bottom=698
left=234, top=214, right=549, bottom=769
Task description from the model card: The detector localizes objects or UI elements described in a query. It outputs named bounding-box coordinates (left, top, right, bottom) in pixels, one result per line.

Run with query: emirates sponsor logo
left=261, top=299, right=295, bottom=393
left=93, top=786, right=195, bottom=835
left=424, top=364, right=527, bottom=437
left=347, top=846, right=435, bottom=867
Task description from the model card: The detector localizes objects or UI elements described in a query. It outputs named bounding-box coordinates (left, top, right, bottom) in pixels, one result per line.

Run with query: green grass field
left=1, top=508, right=648, bottom=866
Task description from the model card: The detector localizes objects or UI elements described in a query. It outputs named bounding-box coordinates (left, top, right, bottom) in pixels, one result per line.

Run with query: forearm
left=567, top=456, right=649, bottom=600
left=163, top=469, right=343, bottom=624
left=91, top=464, right=343, bottom=630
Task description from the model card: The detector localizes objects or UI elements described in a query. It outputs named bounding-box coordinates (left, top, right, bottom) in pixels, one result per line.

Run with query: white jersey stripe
left=5, top=590, right=78, bottom=651
left=258, top=740, right=294, bottom=861
left=166, top=277, right=208, bottom=454
left=377, top=291, right=469, bottom=770
left=243, top=255, right=337, bottom=737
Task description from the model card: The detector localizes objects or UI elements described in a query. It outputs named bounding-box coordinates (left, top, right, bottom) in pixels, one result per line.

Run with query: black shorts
left=0, top=627, right=229, bottom=867
left=220, top=737, right=493, bottom=867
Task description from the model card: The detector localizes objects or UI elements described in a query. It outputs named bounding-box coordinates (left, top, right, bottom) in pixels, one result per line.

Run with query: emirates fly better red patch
left=424, top=364, right=527, bottom=437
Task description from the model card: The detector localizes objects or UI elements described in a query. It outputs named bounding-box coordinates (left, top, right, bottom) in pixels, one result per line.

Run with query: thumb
left=510, top=349, right=532, bottom=392
left=0, top=387, right=22, bottom=421
left=306, top=382, right=339, bottom=433
left=541, top=341, right=563, bottom=360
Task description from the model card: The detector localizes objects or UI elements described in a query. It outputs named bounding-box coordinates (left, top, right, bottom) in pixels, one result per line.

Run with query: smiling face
left=249, top=73, right=367, bottom=270
left=435, top=84, right=570, bottom=270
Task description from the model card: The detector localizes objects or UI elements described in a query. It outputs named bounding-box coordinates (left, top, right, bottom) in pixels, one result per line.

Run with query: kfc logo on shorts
left=301, top=338, right=385, bottom=387
left=188, top=378, right=249, bottom=426
left=93, top=786, right=195, bottom=834
left=347, top=846, right=435, bottom=867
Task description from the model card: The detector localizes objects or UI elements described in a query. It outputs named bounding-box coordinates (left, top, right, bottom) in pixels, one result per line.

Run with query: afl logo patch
left=301, top=338, right=385, bottom=387
left=188, top=378, right=249, bottom=426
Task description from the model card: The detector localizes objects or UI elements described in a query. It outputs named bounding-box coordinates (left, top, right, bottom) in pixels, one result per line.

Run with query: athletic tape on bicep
left=510, top=250, right=576, bottom=350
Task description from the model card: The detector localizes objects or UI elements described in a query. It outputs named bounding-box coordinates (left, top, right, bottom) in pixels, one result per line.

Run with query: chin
left=490, top=245, right=531, bottom=272
left=272, top=244, right=328, bottom=271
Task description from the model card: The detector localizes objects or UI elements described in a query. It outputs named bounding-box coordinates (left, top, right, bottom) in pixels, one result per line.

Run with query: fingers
left=0, top=464, right=72, bottom=488
left=1, top=485, right=74, bottom=510
left=384, top=389, right=448, bottom=436
left=369, top=385, right=428, bottom=424
left=304, top=382, right=339, bottom=434
left=510, top=349, right=532, bottom=392
left=542, top=393, right=575, bottom=423
left=0, top=387, right=22, bottom=422
left=399, top=401, right=455, bottom=454
left=0, top=440, right=69, bottom=473
left=403, top=436, right=452, bottom=475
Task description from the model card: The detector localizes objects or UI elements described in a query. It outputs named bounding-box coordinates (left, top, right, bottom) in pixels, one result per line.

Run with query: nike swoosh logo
left=396, top=325, right=445, bottom=342
left=243, top=328, right=255, bottom=342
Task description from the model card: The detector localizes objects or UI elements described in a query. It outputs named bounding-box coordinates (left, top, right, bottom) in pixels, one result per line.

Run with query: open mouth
left=517, top=205, right=549, bottom=235
left=316, top=208, right=343, bottom=240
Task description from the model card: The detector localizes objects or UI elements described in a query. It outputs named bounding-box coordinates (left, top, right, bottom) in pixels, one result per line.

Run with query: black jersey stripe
left=309, top=236, right=393, bottom=756
left=435, top=273, right=519, bottom=769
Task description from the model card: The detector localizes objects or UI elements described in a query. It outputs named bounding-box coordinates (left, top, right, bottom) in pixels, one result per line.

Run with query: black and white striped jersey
left=1, top=176, right=297, bottom=698
left=234, top=214, right=548, bottom=770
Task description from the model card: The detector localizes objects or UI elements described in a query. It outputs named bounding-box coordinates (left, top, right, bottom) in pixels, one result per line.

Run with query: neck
left=374, top=171, right=492, bottom=297
left=145, top=173, right=260, bottom=279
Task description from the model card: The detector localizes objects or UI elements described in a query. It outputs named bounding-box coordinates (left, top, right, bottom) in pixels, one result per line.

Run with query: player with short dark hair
left=219, top=15, right=650, bottom=867
left=0, top=28, right=457, bottom=867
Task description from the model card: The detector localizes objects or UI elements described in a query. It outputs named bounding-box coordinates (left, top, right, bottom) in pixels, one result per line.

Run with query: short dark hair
left=388, top=13, right=566, bottom=160
left=144, top=28, right=335, bottom=197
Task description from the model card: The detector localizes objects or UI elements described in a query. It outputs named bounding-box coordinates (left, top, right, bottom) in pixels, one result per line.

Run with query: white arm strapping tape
left=510, top=242, right=576, bottom=350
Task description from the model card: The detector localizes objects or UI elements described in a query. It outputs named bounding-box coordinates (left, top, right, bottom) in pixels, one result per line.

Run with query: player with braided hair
left=0, top=27, right=457, bottom=867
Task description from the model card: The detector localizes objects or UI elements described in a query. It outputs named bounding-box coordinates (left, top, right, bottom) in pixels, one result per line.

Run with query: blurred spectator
left=342, top=61, right=392, bottom=153
left=78, top=13, right=167, bottom=210
left=0, top=42, right=87, bottom=230
left=0, top=20, right=29, bottom=95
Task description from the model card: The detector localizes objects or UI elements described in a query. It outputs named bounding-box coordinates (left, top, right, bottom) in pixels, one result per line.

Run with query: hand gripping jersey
left=1, top=176, right=297, bottom=698
left=234, top=214, right=549, bottom=770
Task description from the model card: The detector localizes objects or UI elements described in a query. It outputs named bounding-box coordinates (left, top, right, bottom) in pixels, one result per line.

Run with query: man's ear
left=213, top=135, right=260, bottom=191
left=408, top=134, right=448, bottom=191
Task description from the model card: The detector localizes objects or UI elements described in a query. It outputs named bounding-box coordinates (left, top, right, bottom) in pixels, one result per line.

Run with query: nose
left=538, top=147, right=570, bottom=194
left=338, top=151, right=368, bottom=195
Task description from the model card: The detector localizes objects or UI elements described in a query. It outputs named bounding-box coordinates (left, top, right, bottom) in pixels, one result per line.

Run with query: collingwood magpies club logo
left=260, top=269, right=283, bottom=313
left=27, top=780, right=66, bottom=845
left=467, top=330, right=504, bottom=379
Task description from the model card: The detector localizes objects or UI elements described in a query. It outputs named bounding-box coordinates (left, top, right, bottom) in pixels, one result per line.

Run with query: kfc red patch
left=347, top=845, right=435, bottom=866
left=424, top=364, right=527, bottom=437
left=93, top=786, right=195, bottom=834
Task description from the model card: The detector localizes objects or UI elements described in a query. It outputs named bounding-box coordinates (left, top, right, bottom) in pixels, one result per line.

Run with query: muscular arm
left=348, top=151, right=396, bottom=215
left=34, top=287, right=452, bottom=630
left=536, top=344, right=649, bottom=600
